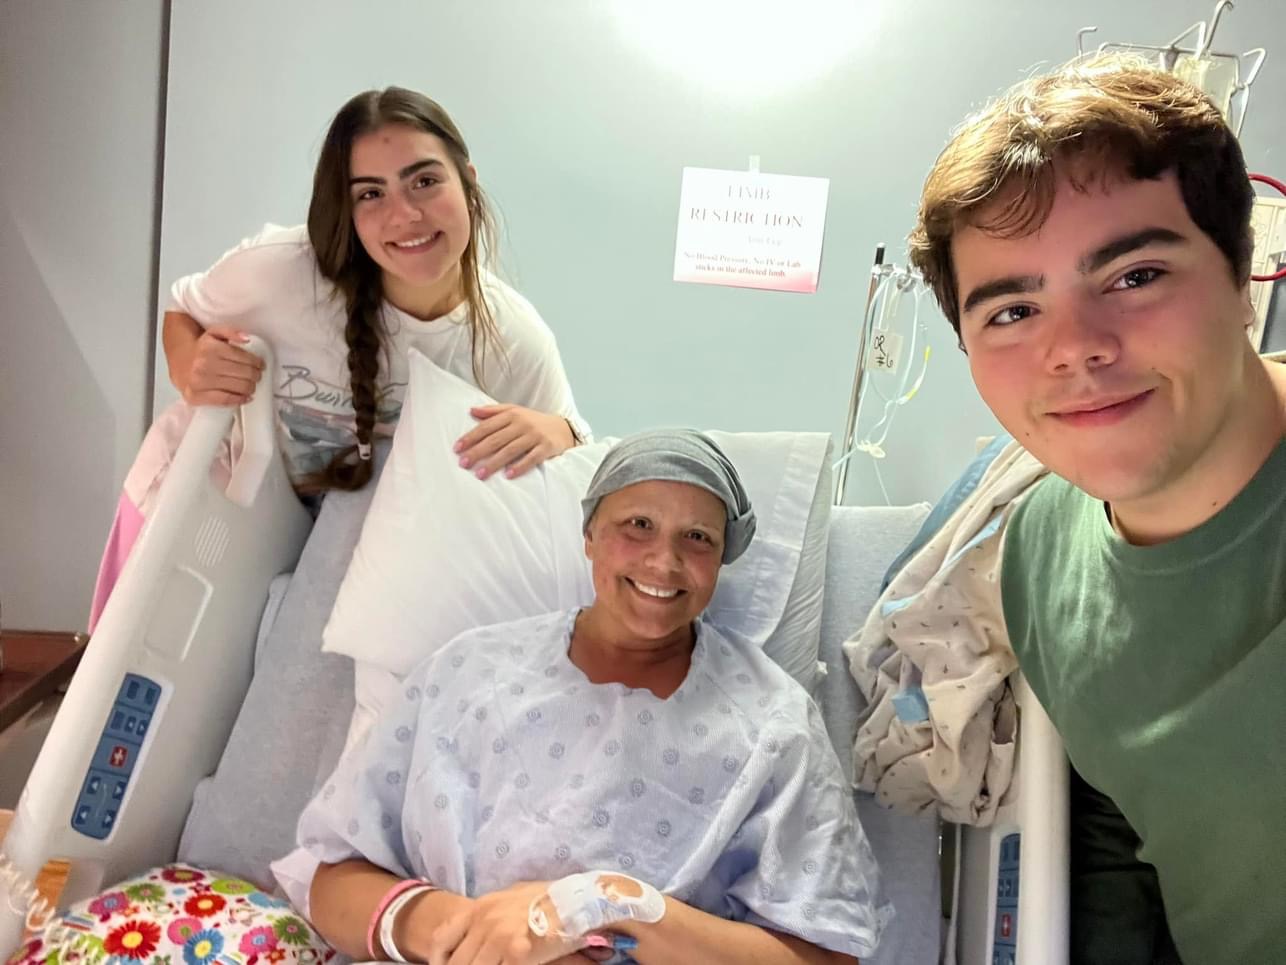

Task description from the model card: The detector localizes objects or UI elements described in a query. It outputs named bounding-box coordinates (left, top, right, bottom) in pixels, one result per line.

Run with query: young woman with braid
left=89, top=88, right=588, bottom=630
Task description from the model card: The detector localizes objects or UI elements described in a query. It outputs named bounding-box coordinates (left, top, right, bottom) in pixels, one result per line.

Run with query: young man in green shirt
left=909, top=55, right=1285, bottom=964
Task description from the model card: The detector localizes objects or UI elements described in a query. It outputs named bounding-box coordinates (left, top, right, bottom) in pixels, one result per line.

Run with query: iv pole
left=834, top=243, right=884, bottom=506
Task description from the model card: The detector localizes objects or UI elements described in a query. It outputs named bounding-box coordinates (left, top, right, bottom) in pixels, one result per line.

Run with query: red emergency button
left=1000, top=913, right=1012, bottom=939
left=110, top=745, right=129, bottom=768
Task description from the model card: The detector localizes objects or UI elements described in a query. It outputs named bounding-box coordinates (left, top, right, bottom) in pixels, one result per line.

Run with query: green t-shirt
left=1002, top=437, right=1286, bottom=965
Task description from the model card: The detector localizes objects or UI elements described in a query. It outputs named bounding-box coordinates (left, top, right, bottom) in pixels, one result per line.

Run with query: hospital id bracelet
left=378, top=882, right=438, bottom=963
left=368, top=878, right=435, bottom=961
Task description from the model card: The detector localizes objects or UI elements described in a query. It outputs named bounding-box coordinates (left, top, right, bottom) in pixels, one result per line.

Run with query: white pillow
left=323, top=348, right=831, bottom=691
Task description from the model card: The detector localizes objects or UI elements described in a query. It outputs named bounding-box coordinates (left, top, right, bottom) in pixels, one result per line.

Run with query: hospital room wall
left=0, top=1, right=166, bottom=631
left=5, top=1, right=1286, bottom=632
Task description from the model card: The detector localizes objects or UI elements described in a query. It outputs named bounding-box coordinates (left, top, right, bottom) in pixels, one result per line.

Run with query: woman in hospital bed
left=273, top=430, right=886, bottom=965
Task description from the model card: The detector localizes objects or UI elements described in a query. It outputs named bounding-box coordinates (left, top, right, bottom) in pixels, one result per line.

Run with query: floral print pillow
left=6, top=865, right=335, bottom=965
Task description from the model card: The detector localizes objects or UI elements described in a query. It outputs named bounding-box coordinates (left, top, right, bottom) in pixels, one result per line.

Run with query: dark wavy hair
left=302, top=87, right=500, bottom=492
left=908, top=54, right=1254, bottom=341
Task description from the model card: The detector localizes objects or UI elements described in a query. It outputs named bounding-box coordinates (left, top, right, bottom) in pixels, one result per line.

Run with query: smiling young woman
left=89, top=87, right=591, bottom=631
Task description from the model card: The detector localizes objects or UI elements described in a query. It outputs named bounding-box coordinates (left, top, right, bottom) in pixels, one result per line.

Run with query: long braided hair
left=301, top=87, right=501, bottom=492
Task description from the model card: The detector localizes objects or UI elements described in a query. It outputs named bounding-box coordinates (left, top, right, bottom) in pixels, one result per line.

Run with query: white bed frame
left=0, top=341, right=1069, bottom=962
left=0, top=341, right=310, bottom=952
left=956, top=679, right=1069, bottom=965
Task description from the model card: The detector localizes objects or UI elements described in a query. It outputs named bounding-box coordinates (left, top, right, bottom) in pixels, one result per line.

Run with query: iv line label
left=870, top=331, right=903, bottom=372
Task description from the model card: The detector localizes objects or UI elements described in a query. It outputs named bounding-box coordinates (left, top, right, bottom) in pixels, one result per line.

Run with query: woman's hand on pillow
left=423, top=879, right=581, bottom=965
left=455, top=405, right=576, bottom=480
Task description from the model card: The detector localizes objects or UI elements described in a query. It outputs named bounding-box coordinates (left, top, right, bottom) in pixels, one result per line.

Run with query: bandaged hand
left=424, top=880, right=586, bottom=965
left=455, top=405, right=576, bottom=480
left=528, top=872, right=665, bottom=942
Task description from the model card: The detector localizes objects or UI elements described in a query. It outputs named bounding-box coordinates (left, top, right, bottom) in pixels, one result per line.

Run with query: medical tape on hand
left=527, top=871, right=665, bottom=940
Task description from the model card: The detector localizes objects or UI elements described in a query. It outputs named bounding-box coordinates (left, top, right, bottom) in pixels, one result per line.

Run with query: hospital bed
left=0, top=344, right=1069, bottom=964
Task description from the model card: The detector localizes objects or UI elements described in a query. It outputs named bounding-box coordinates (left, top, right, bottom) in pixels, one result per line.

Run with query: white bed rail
left=0, top=338, right=310, bottom=953
left=955, top=674, right=1069, bottom=965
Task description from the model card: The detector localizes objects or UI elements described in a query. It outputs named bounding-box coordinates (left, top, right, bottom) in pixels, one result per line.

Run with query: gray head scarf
left=581, top=429, right=757, bottom=563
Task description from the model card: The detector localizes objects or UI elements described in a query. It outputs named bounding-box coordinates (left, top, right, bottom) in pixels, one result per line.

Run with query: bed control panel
left=992, top=832, right=1020, bottom=965
left=70, top=673, right=162, bottom=840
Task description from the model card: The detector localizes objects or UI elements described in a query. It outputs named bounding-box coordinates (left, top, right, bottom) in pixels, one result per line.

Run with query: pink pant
left=88, top=492, right=146, bottom=634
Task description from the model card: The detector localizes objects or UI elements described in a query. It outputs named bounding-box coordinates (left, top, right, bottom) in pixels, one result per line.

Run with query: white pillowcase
left=323, top=348, right=831, bottom=694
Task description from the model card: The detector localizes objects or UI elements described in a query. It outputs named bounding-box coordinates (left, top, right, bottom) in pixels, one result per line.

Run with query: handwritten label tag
left=870, top=330, right=904, bottom=372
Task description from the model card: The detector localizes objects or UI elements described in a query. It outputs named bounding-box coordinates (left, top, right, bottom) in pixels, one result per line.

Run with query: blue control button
left=116, top=673, right=163, bottom=712
left=73, top=673, right=162, bottom=840
left=994, top=832, right=1021, bottom=952
left=1000, top=834, right=1021, bottom=868
left=80, top=770, right=110, bottom=806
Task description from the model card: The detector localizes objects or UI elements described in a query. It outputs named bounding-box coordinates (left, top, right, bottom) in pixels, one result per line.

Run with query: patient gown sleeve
left=725, top=701, right=890, bottom=960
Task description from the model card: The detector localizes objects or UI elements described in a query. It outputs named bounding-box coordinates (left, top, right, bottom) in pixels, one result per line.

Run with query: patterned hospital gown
left=276, top=610, right=888, bottom=959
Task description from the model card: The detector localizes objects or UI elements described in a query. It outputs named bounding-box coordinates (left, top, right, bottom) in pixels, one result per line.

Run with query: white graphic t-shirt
left=124, top=224, right=588, bottom=511
left=171, top=223, right=587, bottom=480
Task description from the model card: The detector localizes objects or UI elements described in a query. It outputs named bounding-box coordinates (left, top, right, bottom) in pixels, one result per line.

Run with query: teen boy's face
left=953, top=169, right=1254, bottom=511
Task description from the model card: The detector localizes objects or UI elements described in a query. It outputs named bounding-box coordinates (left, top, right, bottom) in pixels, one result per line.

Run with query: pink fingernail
left=505, top=468, right=516, bottom=478
left=459, top=456, right=471, bottom=469
left=475, top=467, right=489, bottom=479
left=453, top=441, right=463, bottom=453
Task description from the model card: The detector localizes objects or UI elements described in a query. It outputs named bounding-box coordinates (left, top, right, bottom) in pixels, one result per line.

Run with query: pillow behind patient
left=323, top=348, right=830, bottom=689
